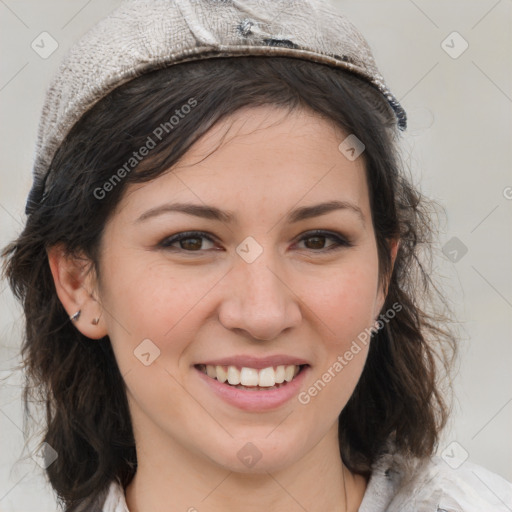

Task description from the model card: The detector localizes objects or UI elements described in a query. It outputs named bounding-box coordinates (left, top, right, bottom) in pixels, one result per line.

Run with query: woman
left=2, top=0, right=511, bottom=511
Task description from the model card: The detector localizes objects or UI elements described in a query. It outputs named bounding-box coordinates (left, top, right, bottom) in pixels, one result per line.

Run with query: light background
left=0, top=0, right=511, bottom=510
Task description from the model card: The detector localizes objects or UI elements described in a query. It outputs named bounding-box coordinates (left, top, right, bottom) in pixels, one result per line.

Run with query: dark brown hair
left=2, top=57, right=456, bottom=511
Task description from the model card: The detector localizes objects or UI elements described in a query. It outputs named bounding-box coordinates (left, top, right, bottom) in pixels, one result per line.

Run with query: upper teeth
left=200, top=364, right=301, bottom=387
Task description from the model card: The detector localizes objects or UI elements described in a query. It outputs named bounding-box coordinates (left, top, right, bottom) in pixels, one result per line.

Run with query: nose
left=217, top=250, right=302, bottom=341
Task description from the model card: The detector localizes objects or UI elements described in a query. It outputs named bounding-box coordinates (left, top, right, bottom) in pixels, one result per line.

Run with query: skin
left=49, top=105, right=397, bottom=511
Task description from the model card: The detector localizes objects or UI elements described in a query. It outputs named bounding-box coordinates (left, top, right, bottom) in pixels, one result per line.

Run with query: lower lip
left=194, top=366, right=310, bottom=411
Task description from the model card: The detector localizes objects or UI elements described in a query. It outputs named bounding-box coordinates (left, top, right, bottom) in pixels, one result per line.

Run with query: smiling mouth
left=194, top=363, right=308, bottom=391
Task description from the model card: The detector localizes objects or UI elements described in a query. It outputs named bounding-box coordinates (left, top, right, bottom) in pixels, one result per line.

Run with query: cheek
left=99, top=256, right=211, bottom=430
left=102, top=249, right=191, bottom=328
left=300, top=256, right=381, bottom=346
left=297, top=265, right=376, bottom=416
left=295, top=251, right=379, bottom=406
left=99, top=252, right=221, bottom=367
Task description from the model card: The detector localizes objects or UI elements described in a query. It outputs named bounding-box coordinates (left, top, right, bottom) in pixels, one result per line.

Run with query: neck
left=124, top=421, right=367, bottom=512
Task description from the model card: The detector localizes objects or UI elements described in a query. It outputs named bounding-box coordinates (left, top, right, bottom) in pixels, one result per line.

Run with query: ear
left=374, top=237, right=400, bottom=318
left=47, top=244, right=108, bottom=340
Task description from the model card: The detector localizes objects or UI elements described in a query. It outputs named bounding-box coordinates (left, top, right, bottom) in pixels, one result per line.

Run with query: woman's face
left=94, top=105, right=389, bottom=473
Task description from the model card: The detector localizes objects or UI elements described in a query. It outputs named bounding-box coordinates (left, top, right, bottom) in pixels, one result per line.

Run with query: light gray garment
left=100, top=445, right=512, bottom=511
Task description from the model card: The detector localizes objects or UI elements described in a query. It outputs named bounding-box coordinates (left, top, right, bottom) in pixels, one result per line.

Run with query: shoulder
left=360, top=440, right=512, bottom=512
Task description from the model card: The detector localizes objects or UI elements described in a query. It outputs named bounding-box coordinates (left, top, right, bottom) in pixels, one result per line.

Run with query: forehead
left=116, top=105, right=370, bottom=222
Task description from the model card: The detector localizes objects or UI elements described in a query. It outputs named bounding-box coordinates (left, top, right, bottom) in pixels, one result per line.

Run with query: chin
left=206, top=436, right=303, bottom=474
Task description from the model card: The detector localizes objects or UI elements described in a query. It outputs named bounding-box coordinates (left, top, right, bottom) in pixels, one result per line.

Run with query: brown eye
left=296, top=230, right=352, bottom=252
left=160, top=231, right=217, bottom=252
left=179, top=237, right=204, bottom=251
left=303, top=235, right=328, bottom=250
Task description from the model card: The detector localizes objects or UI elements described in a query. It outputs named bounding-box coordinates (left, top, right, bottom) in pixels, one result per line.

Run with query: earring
left=70, top=310, right=81, bottom=322
left=91, top=311, right=102, bottom=325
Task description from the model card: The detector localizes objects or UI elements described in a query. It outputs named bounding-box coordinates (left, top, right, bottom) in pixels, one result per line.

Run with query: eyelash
left=159, top=230, right=353, bottom=254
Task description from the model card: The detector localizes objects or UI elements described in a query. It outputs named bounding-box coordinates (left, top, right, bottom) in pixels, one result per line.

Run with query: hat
left=25, top=0, right=407, bottom=215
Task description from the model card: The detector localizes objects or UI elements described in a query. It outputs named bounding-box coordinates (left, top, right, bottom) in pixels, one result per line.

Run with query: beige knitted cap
left=25, top=0, right=407, bottom=214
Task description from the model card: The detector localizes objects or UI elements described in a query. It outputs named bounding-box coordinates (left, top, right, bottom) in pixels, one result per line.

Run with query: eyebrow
left=135, top=200, right=365, bottom=225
